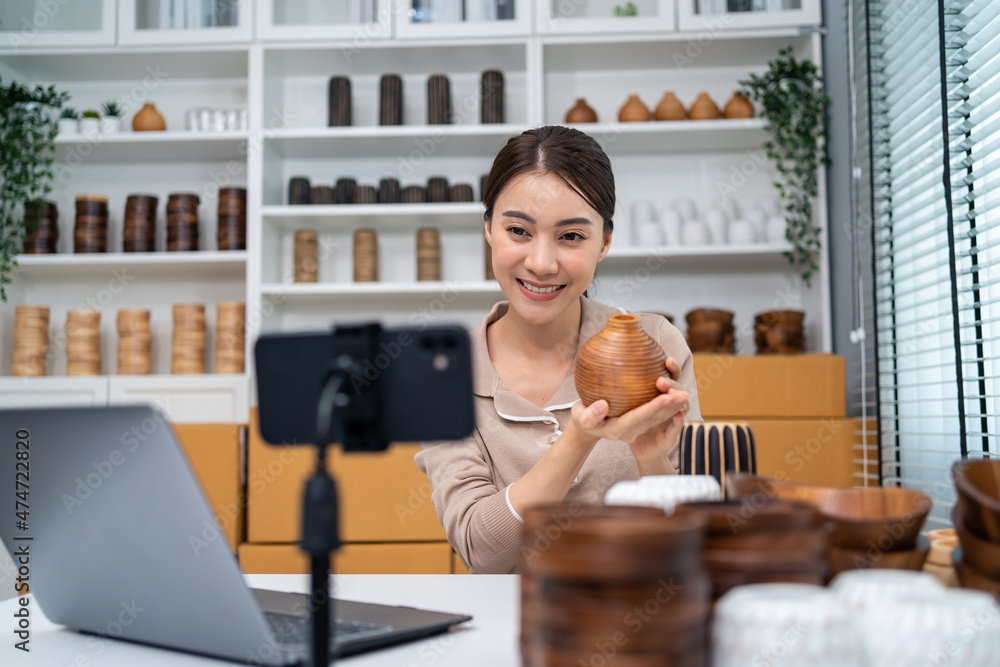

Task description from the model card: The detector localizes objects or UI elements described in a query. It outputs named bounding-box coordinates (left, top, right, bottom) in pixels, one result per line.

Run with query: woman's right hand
left=570, top=377, right=690, bottom=445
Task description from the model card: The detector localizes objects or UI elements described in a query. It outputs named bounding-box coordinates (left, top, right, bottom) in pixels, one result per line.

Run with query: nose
left=523, top=238, right=558, bottom=277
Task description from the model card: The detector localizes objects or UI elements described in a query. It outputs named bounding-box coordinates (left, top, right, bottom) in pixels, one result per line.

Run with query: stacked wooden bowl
left=727, top=475, right=932, bottom=579
left=449, top=183, right=474, bottom=202
left=116, top=308, right=152, bottom=375
left=685, top=308, right=734, bottom=353
left=123, top=194, right=158, bottom=252
left=166, top=192, right=200, bottom=251
left=401, top=186, right=425, bottom=203
left=214, top=301, right=245, bottom=374
left=378, top=177, right=400, bottom=204
left=519, top=503, right=711, bottom=667
left=74, top=194, right=109, bottom=253
left=426, top=177, right=449, bottom=203
left=754, top=309, right=806, bottom=354
left=674, top=499, right=831, bottom=600
left=481, top=69, right=504, bottom=124
left=294, top=230, right=319, bottom=283
left=171, top=304, right=205, bottom=374
left=23, top=200, right=59, bottom=254
left=426, top=73, right=451, bottom=125
left=379, top=74, right=403, bottom=126
left=353, top=185, right=377, bottom=204
left=952, top=459, right=1000, bottom=599
left=353, top=229, right=378, bottom=282
left=335, top=178, right=356, bottom=205
left=288, top=176, right=312, bottom=205
left=65, top=309, right=101, bottom=376
left=311, top=185, right=335, bottom=205
left=416, top=228, right=440, bottom=282
left=11, top=305, right=50, bottom=377
left=217, top=187, right=246, bottom=251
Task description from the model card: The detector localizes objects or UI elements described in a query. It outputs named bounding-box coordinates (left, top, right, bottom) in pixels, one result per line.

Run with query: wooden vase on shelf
left=565, top=98, right=598, bottom=124
left=327, top=76, right=352, bottom=127
left=618, top=94, right=650, bottom=122
left=654, top=91, right=687, bottom=121
left=427, top=73, right=451, bottom=125
left=689, top=92, right=720, bottom=120
left=481, top=69, right=505, bottom=124
left=723, top=92, right=755, bottom=119
left=132, top=102, right=166, bottom=131
left=574, top=314, right=667, bottom=418
left=379, top=74, right=403, bottom=126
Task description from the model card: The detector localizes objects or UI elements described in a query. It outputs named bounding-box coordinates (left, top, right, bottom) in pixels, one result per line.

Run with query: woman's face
left=486, top=170, right=611, bottom=326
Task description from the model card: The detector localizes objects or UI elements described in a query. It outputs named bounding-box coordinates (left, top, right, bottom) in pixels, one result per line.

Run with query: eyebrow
left=501, top=210, right=594, bottom=227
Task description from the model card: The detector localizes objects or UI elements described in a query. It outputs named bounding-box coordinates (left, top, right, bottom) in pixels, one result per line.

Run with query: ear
left=484, top=218, right=493, bottom=247
left=597, top=230, right=612, bottom=262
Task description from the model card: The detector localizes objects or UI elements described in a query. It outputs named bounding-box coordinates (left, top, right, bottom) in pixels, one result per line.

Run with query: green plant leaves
left=740, top=46, right=829, bottom=286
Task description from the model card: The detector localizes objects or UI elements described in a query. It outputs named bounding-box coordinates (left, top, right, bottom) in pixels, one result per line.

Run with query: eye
left=506, top=226, right=528, bottom=237
left=561, top=231, right=586, bottom=242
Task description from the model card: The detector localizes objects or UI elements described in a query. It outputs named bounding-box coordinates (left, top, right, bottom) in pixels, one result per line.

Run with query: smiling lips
left=517, top=278, right=566, bottom=300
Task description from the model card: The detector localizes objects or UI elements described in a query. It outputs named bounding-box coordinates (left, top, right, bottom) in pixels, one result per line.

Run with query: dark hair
left=483, top=126, right=615, bottom=236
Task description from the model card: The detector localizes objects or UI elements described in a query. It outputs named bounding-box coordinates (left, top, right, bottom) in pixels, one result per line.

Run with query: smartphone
left=254, top=324, right=475, bottom=450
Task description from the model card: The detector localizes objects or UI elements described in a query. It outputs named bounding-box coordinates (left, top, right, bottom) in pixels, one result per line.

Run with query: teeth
left=520, top=280, right=562, bottom=294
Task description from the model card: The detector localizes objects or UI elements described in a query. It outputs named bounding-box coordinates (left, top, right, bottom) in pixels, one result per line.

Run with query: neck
left=493, top=297, right=583, bottom=363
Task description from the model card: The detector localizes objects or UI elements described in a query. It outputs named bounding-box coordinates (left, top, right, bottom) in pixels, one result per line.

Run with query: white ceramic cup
left=636, top=220, right=664, bottom=246
left=631, top=199, right=657, bottom=226
left=673, top=197, right=697, bottom=222
left=715, top=196, right=740, bottom=221
left=766, top=216, right=787, bottom=243
left=728, top=219, right=757, bottom=244
left=659, top=209, right=682, bottom=245
left=703, top=208, right=729, bottom=244
left=681, top=220, right=710, bottom=245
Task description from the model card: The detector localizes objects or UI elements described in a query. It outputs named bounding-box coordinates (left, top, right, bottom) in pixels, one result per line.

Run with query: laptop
left=0, top=404, right=471, bottom=665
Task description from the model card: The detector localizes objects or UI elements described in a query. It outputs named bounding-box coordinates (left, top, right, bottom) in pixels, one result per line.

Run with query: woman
left=415, top=126, right=701, bottom=574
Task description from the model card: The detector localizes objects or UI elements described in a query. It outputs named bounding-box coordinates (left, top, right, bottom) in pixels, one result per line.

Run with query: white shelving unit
left=0, top=0, right=828, bottom=414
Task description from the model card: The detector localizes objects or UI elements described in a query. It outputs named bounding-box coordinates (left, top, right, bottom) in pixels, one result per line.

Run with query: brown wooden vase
left=723, top=92, right=755, bottom=119
left=654, top=91, right=686, bottom=121
left=618, top=94, right=650, bottom=122
left=574, top=314, right=666, bottom=417
left=688, top=92, right=720, bottom=120
left=565, top=98, right=597, bottom=123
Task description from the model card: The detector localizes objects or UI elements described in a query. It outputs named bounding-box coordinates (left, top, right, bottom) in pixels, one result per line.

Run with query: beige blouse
left=414, top=296, right=702, bottom=574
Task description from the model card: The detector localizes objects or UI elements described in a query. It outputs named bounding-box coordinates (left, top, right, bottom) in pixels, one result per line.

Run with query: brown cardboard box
left=173, top=423, right=243, bottom=551
left=452, top=551, right=469, bottom=575
left=238, top=542, right=453, bottom=575
left=694, top=354, right=846, bottom=419
left=740, top=418, right=859, bottom=487
left=246, top=410, right=446, bottom=543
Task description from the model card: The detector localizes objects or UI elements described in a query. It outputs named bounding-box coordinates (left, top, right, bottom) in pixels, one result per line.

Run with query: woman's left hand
left=628, top=373, right=688, bottom=473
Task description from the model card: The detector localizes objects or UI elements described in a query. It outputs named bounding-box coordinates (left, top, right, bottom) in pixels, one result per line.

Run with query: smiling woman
left=414, top=126, right=702, bottom=574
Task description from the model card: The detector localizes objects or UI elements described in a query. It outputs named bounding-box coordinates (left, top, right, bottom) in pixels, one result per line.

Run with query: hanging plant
left=0, top=77, right=69, bottom=301
left=740, top=46, right=829, bottom=286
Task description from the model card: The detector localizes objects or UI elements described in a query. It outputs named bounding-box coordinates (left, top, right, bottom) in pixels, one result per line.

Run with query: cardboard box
left=173, top=423, right=244, bottom=551
left=247, top=410, right=446, bottom=543
left=238, top=542, right=453, bottom=575
left=452, top=551, right=469, bottom=575
left=740, top=418, right=859, bottom=488
left=693, top=353, right=846, bottom=419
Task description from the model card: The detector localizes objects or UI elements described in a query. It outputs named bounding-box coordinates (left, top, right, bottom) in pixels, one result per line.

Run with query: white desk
left=0, top=574, right=519, bottom=666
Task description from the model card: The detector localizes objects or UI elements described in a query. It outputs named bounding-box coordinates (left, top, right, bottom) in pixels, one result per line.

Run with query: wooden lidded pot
left=574, top=314, right=667, bottom=417
left=565, top=98, right=598, bottom=123
left=688, top=92, right=720, bottom=120
left=723, top=92, right=755, bottom=119
left=654, top=91, right=687, bottom=121
left=618, top=94, right=650, bottom=122
left=132, top=102, right=166, bottom=131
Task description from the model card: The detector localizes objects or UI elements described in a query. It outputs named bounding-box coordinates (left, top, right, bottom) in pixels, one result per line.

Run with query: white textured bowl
left=831, top=569, right=945, bottom=610
left=604, top=474, right=720, bottom=513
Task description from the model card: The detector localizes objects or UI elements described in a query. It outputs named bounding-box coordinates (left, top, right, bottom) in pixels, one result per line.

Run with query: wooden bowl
left=685, top=308, right=734, bottom=327
left=953, top=546, right=1000, bottom=602
left=952, top=503, right=1000, bottom=579
left=952, top=458, right=1000, bottom=543
left=828, top=534, right=930, bottom=578
left=726, top=474, right=931, bottom=550
left=754, top=309, right=805, bottom=327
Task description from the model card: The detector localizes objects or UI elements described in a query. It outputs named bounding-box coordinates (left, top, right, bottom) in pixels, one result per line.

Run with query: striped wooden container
left=678, top=421, right=757, bottom=497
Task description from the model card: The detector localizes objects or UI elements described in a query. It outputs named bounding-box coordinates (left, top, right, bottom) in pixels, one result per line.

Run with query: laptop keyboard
left=264, top=612, right=394, bottom=648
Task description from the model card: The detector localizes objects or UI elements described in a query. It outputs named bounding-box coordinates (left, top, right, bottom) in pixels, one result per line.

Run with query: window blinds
left=858, top=0, right=1000, bottom=530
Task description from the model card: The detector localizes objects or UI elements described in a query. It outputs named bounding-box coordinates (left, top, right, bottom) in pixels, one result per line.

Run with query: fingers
left=574, top=399, right=609, bottom=430
left=615, top=390, right=689, bottom=433
left=656, top=375, right=684, bottom=393
left=665, top=356, right=681, bottom=380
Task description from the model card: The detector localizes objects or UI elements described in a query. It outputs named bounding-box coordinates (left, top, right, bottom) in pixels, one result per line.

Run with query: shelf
left=54, top=131, right=250, bottom=162
left=260, top=280, right=503, bottom=297
left=261, top=203, right=484, bottom=229
left=565, top=119, right=768, bottom=154
left=264, top=125, right=526, bottom=160
left=604, top=243, right=794, bottom=268
left=14, top=251, right=247, bottom=277
left=0, top=47, right=248, bottom=81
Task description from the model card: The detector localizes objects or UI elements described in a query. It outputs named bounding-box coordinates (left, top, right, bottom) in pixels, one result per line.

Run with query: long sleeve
left=647, top=314, right=702, bottom=471
left=414, top=427, right=523, bottom=574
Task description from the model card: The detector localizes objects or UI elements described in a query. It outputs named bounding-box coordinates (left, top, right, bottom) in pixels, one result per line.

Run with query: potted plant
left=100, top=99, right=122, bottom=134
left=740, top=46, right=829, bottom=286
left=0, top=77, right=69, bottom=301
left=80, top=108, right=100, bottom=135
left=58, top=107, right=79, bottom=135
